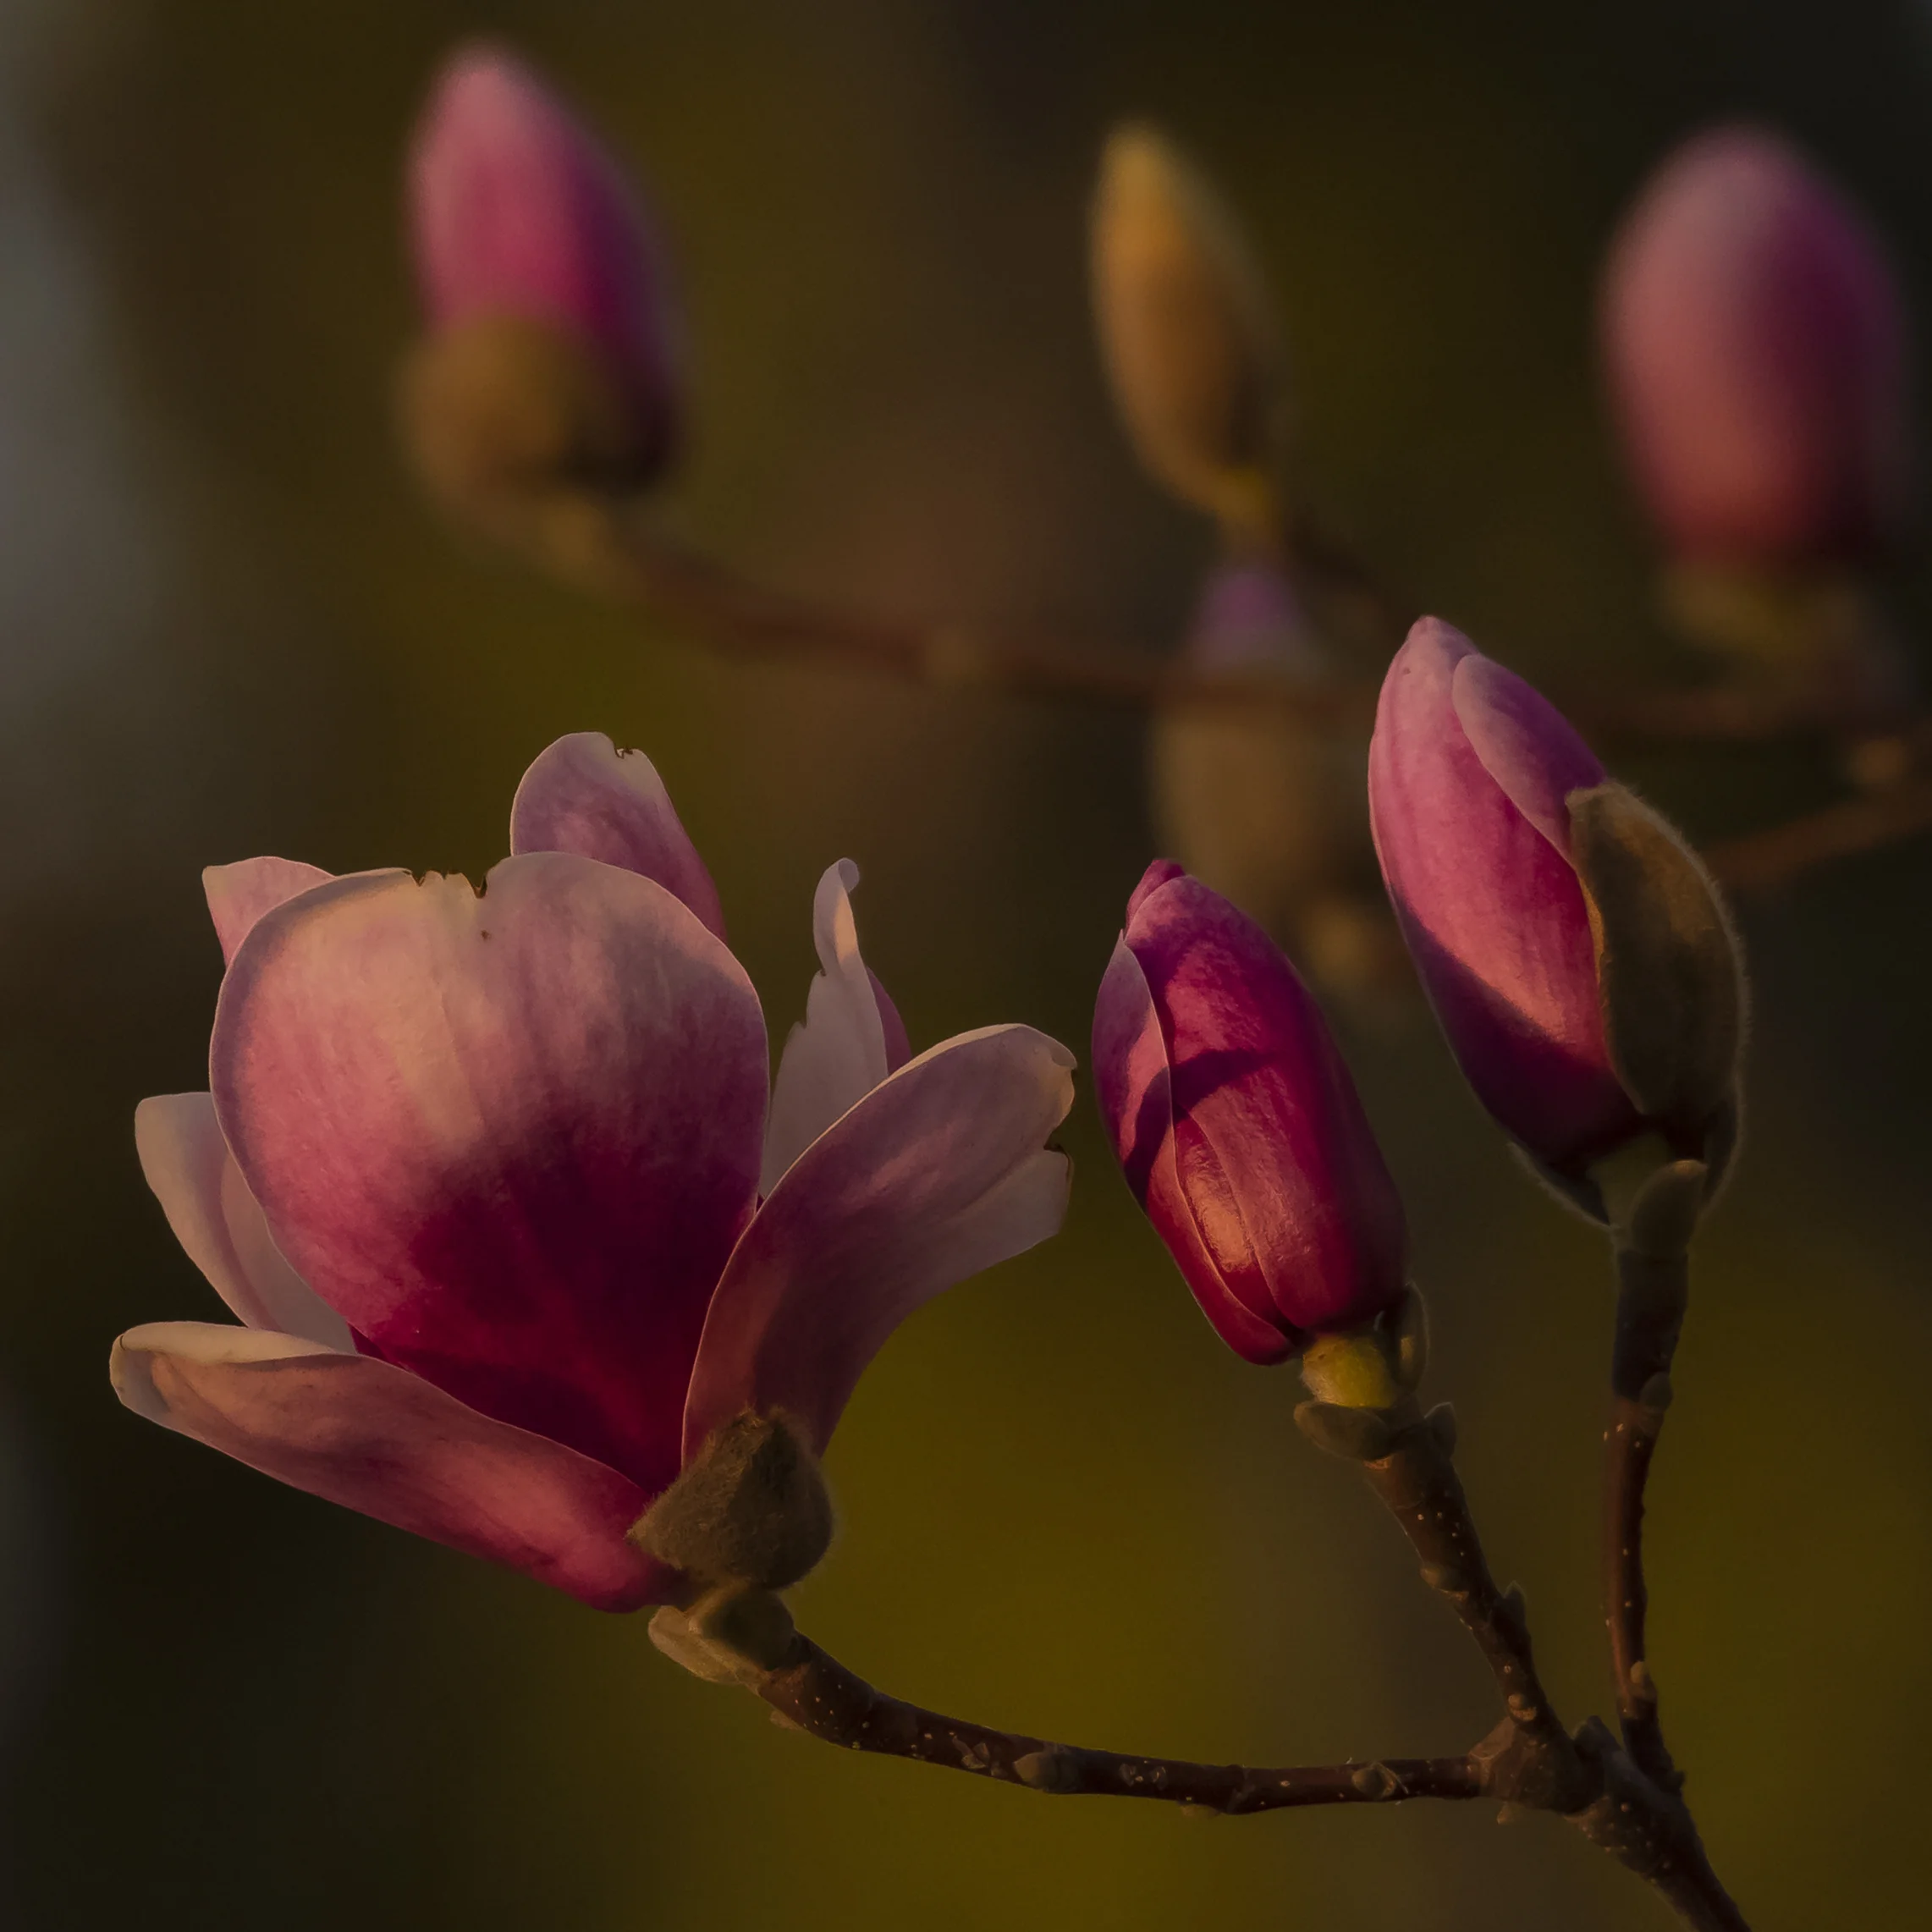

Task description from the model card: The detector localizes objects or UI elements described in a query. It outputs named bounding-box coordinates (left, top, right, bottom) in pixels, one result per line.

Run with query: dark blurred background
left=3, top=1, right=1929, bottom=1925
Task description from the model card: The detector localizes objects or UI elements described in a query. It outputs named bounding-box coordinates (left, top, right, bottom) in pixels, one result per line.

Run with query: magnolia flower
left=113, top=734, right=1074, bottom=1610
left=1093, top=861, right=1407, bottom=1363
left=1602, top=125, right=1907, bottom=567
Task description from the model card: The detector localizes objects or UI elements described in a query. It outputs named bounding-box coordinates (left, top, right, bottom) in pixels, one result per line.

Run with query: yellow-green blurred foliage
left=3, top=2, right=1930, bottom=1926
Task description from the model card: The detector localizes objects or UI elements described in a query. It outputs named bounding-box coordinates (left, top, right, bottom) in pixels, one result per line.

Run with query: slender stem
left=745, top=1628, right=1481, bottom=1814
left=1604, top=1241, right=1691, bottom=1791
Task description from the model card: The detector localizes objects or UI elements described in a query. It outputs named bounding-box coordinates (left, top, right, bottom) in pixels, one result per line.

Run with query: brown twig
left=652, top=1390, right=1747, bottom=1928
left=1352, top=1418, right=1591, bottom=1811
left=747, top=1629, right=1481, bottom=1814
left=1338, top=1411, right=1745, bottom=1929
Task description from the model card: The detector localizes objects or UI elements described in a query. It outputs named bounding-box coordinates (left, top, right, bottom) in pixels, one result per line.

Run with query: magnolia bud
left=1093, top=862, right=1409, bottom=1362
left=1603, top=126, right=1907, bottom=570
left=631, top=1410, right=834, bottom=1592
left=1091, top=125, right=1284, bottom=540
left=401, top=44, right=682, bottom=548
left=1369, top=620, right=1743, bottom=1212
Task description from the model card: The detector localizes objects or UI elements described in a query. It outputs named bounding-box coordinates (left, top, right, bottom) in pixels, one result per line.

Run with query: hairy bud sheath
left=633, top=1410, right=834, bottom=1593
left=1093, top=862, right=1408, bottom=1362
left=1369, top=620, right=1743, bottom=1207
left=1603, top=125, right=1907, bottom=569
left=1091, top=125, right=1284, bottom=539
left=401, top=44, right=683, bottom=531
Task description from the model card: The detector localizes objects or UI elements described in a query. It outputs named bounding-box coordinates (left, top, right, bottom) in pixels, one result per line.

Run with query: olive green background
left=3, top=2, right=1929, bottom=1926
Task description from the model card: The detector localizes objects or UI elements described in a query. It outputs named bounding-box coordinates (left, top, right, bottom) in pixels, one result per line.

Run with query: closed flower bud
left=1369, top=621, right=1743, bottom=1205
left=1093, top=862, right=1408, bottom=1363
left=1602, top=126, right=1907, bottom=569
left=401, top=44, right=683, bottom=542
left=1091, top=125, right=1284, bottom=541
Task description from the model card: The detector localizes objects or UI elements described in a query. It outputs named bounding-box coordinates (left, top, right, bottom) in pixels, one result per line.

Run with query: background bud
left=1602, top=125, right=1907, bottom=569
left=1093, top=862, right=1408, bottom=1362
left=1091, top=124, right=1284, bottom=541
left=1370, top=620, right=1742, bottom=1193
left=401, top=43, right=683, bottom=536
left=1151, top=563, right=1390, bottom=994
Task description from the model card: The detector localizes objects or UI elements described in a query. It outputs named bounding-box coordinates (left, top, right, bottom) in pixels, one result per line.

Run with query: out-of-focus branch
left=593, top=509, right=1932, bottom=897
left=599, top=516, right=1378, bottom=724
left=1704, top=763, right=1932, bottom=893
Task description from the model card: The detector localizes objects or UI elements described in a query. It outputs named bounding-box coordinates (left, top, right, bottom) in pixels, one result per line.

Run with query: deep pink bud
left=409, top=43, right=680, bottom=473
left=1093, top=863, right=1408, bottom=1363
left=1602, top=125, right=1907, bottom=565
left=1369, top=620, right=1643, bottom=1171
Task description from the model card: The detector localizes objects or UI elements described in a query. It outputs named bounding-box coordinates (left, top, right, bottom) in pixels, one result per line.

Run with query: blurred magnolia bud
left=1151, top=563, right=1396, bottom=998
left=1603, top=126, right=1908, bottom=571
left=400, top=43, right=682, bottom=552
left=1093, top=861, right=1409, bottom=1363
left=1092, top=125, right=1284, bottom=542
left=1369, top=620, right=1743, bottom=1213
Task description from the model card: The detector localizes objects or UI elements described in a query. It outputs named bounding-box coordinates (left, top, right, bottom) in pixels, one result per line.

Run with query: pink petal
left=211, top=852, right=768, bottom=1500
left=760, top=861, right=904, bottom=1193
left=134, top=1093, right=354, bottom=1349
left=870, top=970, right=912, bottom=1076
left=203, top=859, right=336, bottom=968
left=685, top=1024, right=1076, bottom=1457
left=111, top=1323, right=666, bottom=1610
left=509, top=733, right=726, bottom=940
left=1092, top=936, right=1296, bottom=1364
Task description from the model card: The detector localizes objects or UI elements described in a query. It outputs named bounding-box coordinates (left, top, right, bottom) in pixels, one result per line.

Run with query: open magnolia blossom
left=113, top=732, right=1075, bottom=1610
